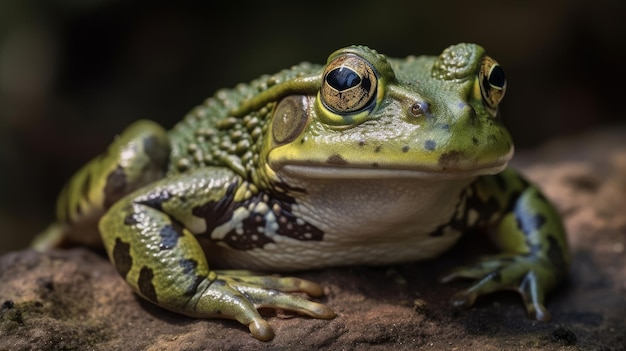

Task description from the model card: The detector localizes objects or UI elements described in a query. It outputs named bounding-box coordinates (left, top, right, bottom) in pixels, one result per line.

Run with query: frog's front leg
left=442, top=168, right=569, bottom=321
left=100, top=168, right=335, bottom=341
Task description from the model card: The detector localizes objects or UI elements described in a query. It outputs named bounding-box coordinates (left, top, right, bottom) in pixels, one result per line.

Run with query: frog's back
left=167, top=62, right=322, bottom=180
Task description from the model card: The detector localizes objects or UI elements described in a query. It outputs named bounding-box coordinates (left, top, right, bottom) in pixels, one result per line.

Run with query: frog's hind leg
left=99, top=169, right=334, bottom=341
left=32, top=120, right=170, bottom=250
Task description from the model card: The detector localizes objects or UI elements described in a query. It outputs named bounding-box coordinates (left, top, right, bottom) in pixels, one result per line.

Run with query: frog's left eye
left=320, top=54, right=378, bottom=115
left=479, top=56, right=506, bottom=111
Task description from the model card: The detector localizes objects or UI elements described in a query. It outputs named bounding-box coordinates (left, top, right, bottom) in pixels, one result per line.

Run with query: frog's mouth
left=270, top=155, right=511, bottom=180
left=277, top=164, right=508, bottom=180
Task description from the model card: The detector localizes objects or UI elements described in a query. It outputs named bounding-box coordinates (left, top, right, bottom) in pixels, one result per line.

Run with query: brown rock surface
left=1, top=127, right=625, bottom=350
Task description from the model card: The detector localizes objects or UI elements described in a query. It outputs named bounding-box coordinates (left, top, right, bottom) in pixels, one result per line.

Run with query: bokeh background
left=1, top=0, right=624, bottom=253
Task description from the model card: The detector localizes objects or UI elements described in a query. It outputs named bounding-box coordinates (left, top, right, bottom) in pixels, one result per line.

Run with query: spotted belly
left=197, top=178, right=477, bottom=271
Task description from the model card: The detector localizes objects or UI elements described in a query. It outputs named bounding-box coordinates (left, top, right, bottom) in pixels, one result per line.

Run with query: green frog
left=35, top=43, right=569, bottom=341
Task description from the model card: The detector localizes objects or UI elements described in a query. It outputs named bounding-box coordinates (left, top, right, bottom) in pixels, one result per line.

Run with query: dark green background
left=1, top=0, right=623, bottom=253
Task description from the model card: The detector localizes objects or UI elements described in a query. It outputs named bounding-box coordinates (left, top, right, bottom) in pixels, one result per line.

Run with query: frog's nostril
left=410, top=101, right=429, bottom=117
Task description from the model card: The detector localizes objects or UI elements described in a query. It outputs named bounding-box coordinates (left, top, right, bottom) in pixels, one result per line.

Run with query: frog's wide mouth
left=272, top=160, right=510, bottom=180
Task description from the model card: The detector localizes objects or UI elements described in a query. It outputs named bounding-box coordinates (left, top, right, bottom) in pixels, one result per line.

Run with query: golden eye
left=479, top=56, right=506, bottom=111
left=320, top=54, right=378, bottom=114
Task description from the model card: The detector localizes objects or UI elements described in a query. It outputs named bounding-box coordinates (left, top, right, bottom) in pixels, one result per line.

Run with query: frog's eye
left=479, top=56, right=506, bottom=112
left=320, top=54, right=378, bottom=115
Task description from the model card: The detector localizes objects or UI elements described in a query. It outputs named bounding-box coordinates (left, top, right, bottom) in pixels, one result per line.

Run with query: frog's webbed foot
left=441, top=254, right=560, bottom=322
left=194, top=272, right=335, bottom=341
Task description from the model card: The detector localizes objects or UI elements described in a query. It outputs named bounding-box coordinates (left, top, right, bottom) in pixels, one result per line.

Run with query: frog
left=34, top=43, right=569, bottom=341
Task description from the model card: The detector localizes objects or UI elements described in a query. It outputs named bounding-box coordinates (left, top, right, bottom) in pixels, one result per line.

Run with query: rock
left=1, top=127, right=625, bottom=351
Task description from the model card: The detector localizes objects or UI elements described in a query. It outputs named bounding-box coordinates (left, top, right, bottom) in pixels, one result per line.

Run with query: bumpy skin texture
left=35, top=44, right=569, bottom=341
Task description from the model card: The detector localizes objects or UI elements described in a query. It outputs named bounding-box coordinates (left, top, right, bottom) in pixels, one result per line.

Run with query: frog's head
left=264, top=43, right=513, bottom=181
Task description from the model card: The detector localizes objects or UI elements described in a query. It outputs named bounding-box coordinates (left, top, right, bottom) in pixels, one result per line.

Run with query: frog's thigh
left=59, top=120, right=170, bottom=223
left=33, top=120, right=170, bottom=250
left=100, top=191, right=276, bottom=338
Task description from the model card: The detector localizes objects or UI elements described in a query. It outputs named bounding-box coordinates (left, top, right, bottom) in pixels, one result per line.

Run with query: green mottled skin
left=35, top=44, right=569, bottom=341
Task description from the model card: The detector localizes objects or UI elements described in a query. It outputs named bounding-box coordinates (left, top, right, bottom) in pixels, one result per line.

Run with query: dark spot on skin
left=424, top=140, right=436, bottom=151
left=438, top=150, right=464, bottom=169
left=138, top=266, right=158, bottom=303
left=358, top=140, right=366, bottom=147
left=472, top=137, right=479, bottom=145
left=272, top=199, right=324, bottom=242
left=374, top=146, right=382, bottom=153
left=515, top=210, right=546, bottom=235
left=112, top=238, right=132, bottom=278
left=103, top=166, right=128, bottom=209
left=124, top=213, right=139, bottom=225
left=402, top=146, right=410, bottom=153
left=219, top=191, right=323, bottom=250
left=430, top=182, right=503, bottom=237
left=327, top=154, right=348, bottom=165
left=159, top=223, right=184, bottom=250
left=192, top=182, right=238, bottom=235
left=179, top=258, right=198, bottom=275
left=137, top=189, right=171, bottom=211
left=183, top=275, right=205, bottom=297
left=372, top=162, right=379, bottom=168
left=221, top=211, right=275, bottom=250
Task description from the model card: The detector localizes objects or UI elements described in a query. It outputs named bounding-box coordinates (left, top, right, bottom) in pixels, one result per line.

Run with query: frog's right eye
left=319, top=54, right=378, bottom=122
left=479, top=55, right=507, bottom=114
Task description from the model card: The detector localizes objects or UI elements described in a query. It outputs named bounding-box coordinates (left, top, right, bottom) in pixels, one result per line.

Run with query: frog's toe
left=518, top=271, right=552, bottom=322
left=235, top=282, right=336, bottom=319
left=449, top=271, right=504, bottom=308
left=440, top=254, right=511, bottom=282
left=216, top=271, right=326, bottom=297
left=443, top=255, right=555, bottom=321
left=248, top=319, right=275, bottom=342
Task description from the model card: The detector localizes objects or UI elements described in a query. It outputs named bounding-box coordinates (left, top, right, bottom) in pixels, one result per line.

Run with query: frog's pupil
left=488, top=65, right=506, bottom=89
left=327, top=67, right=361, bottom=91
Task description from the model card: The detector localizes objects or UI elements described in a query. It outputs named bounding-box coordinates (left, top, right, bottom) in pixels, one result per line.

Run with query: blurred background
left=1, top=0, right=624, bottom=254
